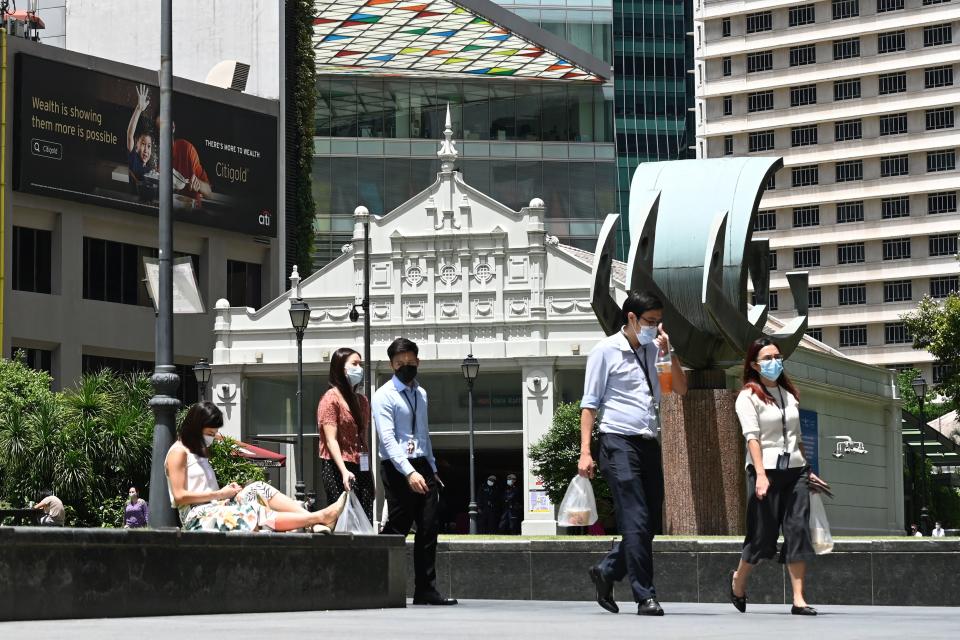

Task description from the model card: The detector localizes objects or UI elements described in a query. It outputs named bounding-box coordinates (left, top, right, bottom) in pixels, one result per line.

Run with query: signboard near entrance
left=799, top=408, right=819, bottom=475
left=14, top=54, right=277, bottom=237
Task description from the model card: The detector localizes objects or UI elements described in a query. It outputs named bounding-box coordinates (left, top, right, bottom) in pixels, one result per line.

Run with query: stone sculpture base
left=660, top=386, right=746, bottom=535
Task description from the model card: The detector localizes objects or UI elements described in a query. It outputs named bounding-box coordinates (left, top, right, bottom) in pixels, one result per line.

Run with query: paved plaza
left=2, top=599, right=957, bottom=639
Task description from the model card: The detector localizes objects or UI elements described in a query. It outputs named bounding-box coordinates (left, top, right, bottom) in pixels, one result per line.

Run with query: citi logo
left=258, top=210, right=272, bottom=226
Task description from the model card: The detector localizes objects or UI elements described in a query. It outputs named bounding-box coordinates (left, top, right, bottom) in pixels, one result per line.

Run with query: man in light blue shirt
left=579, top=290, right=687, bottom=616
left=372, top=337, right=457, bottom=606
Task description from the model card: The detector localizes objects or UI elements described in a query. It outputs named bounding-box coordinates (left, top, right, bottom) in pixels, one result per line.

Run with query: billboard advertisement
left=14, top=54, right=277, bottom=237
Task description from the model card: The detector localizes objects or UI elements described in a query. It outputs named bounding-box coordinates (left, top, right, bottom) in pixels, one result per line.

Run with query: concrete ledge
left=0, top=527, right=406, bottom=620
left=407, top=538, right=960, bottom=607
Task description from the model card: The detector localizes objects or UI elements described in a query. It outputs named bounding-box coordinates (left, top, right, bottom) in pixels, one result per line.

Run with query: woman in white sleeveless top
left=165, top=402, right=346, bottom=532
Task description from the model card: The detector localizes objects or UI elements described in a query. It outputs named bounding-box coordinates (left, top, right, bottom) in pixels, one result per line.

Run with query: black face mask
left=395, top=364, right=418, bottom=384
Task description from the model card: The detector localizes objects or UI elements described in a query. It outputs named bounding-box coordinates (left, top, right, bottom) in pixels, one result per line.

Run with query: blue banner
left=799, top=409, right=819, bottom=475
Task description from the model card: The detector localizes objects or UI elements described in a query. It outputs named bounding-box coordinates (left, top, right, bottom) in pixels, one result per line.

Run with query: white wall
left=63, top=0, right=280, bottom=99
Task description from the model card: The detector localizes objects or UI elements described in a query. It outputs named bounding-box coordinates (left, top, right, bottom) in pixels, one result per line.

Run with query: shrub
left=209, top=437, right=266, bottom=487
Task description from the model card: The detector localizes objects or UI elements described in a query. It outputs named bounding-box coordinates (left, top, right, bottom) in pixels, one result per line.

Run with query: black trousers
left=596, top=433, right=664, bottom=602
left=741, top=465, right=815, bottom=565
left=320, top=458, right=374, bottom=522
left=380, top=458, right=440, bottom=595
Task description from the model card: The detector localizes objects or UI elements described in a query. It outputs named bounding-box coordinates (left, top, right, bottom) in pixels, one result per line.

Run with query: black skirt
left=320, top=458, right=374, bottom=523
left=741, top=465, right=815, bottom=564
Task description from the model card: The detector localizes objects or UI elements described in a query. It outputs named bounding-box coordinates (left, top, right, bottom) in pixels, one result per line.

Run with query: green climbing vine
left=288, top=0, right=317, bottom=275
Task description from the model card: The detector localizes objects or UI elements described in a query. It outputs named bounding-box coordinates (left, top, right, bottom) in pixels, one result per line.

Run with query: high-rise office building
left=695, top=0, right=960, bottom=380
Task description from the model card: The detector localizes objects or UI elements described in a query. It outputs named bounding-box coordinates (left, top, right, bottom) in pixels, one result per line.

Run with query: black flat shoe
left=637, top=598, right=664, bottom=616
left=412, top=592, right=458, bottom=605
left=791, top=605, right=817, bottom=616
left=589, top=565, right=619, bottom=614
left=729, top=571, right=747, bottom=613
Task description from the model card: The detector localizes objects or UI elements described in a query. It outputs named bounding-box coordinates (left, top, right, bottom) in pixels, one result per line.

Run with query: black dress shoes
left=729, top=570, right=747, bottom=613
left=791, top=605, right=817, bottom=616
left=637, top=598, right=664, bottom=616
left=412, top=592, right=459, bottom=606
left=588, top=565, right=619, bottom=614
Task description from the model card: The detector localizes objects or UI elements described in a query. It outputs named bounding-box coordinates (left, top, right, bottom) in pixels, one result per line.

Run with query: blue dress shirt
left=372, top=375, right=437, bottom=476
left=581, top=329, right=661, bottom=437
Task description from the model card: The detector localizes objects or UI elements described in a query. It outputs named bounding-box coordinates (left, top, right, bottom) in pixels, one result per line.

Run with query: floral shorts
left=182, top=482, right=280, bottom=532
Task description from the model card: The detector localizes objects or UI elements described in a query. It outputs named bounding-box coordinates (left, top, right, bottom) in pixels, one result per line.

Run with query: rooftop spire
left=437, top=103, right=458, bottom=173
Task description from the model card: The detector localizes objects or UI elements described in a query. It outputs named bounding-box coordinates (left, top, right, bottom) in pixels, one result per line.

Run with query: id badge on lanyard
left=359, top=453, right=370, bottom=472
left=401, top=388, right=419, bottom=457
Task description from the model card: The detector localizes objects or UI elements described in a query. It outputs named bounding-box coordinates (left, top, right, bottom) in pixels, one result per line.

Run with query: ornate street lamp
left=461, top=353, right=480, bottom=534
left=911, top=375, right=930, bottom=535
left=192, top=357, right=211, bottom=402
left=289, top=297, right=311, bottom=503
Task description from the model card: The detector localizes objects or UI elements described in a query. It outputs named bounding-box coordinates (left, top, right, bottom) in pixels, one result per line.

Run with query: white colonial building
left=210, top=119, right=905, bottom=535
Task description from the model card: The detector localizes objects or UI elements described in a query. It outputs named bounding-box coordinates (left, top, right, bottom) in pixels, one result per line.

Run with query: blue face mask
left=759, top=358, right=784, bottom=381
left=636, top=325, right=658, bottom=345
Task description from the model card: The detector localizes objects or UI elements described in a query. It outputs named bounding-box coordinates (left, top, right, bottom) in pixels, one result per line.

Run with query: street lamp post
left=911, top=375, right=930, bottom=535
left=461, top=354, right=480, bottom=534
left=289, top=298, right=311, bottom=503
left=193, top=357, right=211, bottom=402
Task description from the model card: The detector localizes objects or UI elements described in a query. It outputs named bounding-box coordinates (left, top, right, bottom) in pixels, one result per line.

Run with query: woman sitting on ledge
left=165, top=402, right=346, bottom=532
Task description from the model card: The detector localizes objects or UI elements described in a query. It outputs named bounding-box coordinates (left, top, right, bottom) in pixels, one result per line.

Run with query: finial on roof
left=438, top=103, right=458, bottom=173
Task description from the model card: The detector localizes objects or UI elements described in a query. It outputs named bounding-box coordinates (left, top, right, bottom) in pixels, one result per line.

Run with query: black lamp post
left=193, top=357, right=211, bottom=402
left=461, top=353, right=480, bottom=534
left=289, top=297, right=311, bottom=503
left=911, top=375, right=930, bottom=535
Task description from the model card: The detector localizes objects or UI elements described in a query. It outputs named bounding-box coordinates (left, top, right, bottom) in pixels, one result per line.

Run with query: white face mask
left=203, top=434, right=216, bottom=447
left=487, top=480, right=494, bottom=487
left=507, top=479, right=514, bottom=487
left=346, top=365, right=364, bottom=387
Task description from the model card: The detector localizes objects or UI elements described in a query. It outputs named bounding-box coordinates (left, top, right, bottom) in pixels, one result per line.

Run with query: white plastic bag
left=557, top=475, right=598, bottom=527
left=809, top=492, right=834, bottom=555
left=334, top=491, right=374, bottom=535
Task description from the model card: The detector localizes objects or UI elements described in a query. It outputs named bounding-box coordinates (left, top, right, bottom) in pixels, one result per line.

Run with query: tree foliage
left=209, top=436, right=266, bottom=487
left=287, top=0, right=317, bottom=274
left=901, top=293, right=960, bottom=415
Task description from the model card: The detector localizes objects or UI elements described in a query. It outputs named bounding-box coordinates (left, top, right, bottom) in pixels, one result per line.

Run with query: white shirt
left=735, top=385, right=807, bottom=470
left=932, top=527, right=945, bottom=537
left=581, top=330, right=660, bottom=437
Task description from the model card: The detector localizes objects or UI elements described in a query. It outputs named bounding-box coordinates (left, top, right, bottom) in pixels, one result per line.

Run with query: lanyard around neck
left=773, top=386, right=788, bottom=452
left=399, top=386, right=418, bottom=435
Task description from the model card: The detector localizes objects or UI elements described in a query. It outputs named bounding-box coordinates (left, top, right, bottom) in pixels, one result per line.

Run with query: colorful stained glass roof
left=312, top=0, right=608, bottom=82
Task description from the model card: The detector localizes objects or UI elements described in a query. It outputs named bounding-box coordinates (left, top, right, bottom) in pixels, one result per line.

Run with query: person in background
left=499, top=473, right=522, bottom=535
left=579, top=290, right=687, bottom=617
left=478, top=474, right=501, bottom=534
left=910, top=523, right=923, bottom=537
left=932, top=521, right=946, bottom=537
left=125, top=84, right=154, bottom=184
left=373, top=337, right=457, bottom=606
left=124, top=486, right=149, bottom=528
left=35, top=490, right=65, bottom=527
left=729, top=337, right=826, bottom=617
left=318, top=347, right=373, bottom=521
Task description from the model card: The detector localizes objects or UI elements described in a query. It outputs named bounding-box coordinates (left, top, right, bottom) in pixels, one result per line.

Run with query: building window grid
left=928, top=191, right=957, bottom=214
left=748, top=130, right=775, bottom=153
left=837, top=242, right=866, bottom=264
left=747, top=91, right=774, bottom=113
left=12, top=226, right=52, bottom=295
left=790, top=45, right=817, bottom=67
left=923, top=0, right=952, bottom=5
left=722, top=57, right=732, bottom=76
left=930, top=276, right=959, bottom=298
left=834, top=78, right=861, bottom=101
left=929, top=233, right=959, bottom=257
left=748, top=51, right=774, bottom=73
left=838, top=283, right=867, bottom=306
left=789, top=4, right=817, bottom=27
left=877, top=30, right=906, bottom=54
left=722, top=96, right=733, bottom=116
left=722, top=17, right=731, bottom=37
left=836, top=160, right=863, bottom=182
left=746, top=11, right=773, bottom=34
left=924, top=24, right=953, bottom=47
left=884, top=280, right=913, bottom=302
left=933, top=363, right=954, bottom=384
left=792, top=165, right=819, bottom=187
left=833, top=0, right=860, bottom=19
left=877, top=0, right=905, bottom=11
left=833, top=37, right=861, bottom=60
left=881, top=196, right=911, bottom=218
left=836, top=201, right=864, bottom=223
left=926, top=107, right=955, bottom=131
left=835, top=119, right=862, bottom=141
left=927, top=149, right=956, bottom=172
left=755, top=209, right=777, bottom=231
left=879, top=113, right=908, bottom=136
left=884, top=323, right=912, bottom=344
left=878, top=72, right=907, bottom=95
left=793, top=205, right=821, bottom=228
left=925, top=65, right=954, bottom=88
left=790, top=84, right=817, bottom=107
left=808, top=287, right=822, bottom=308
left=768, top=251, right=778, bottom=271
left=723, top=135, right=733, bottom=156
left=880, top=154, right=909, bottom=177
left=882, top=238, right=912, bottom=260
left=793, top=246, right=821, bottom=268
left=791, top=125, right=818, bottom=147
left=839, top=325, right=868, bottom=347
left=806, top=327, right=824, bottom=341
